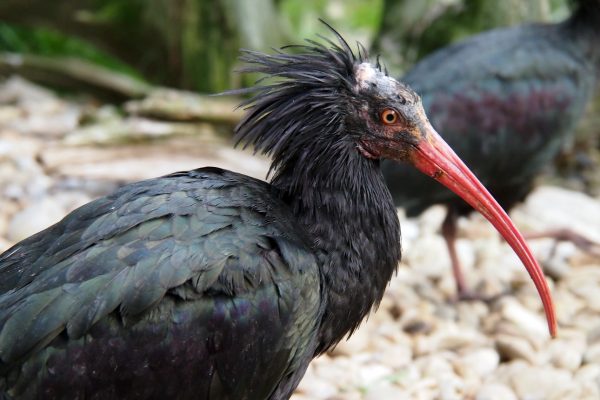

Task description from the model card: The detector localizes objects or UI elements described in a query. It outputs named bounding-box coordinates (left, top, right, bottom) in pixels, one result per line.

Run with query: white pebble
left=476, top=383, right=517, bottom=400
left=457, top=348, right=500, bottom=378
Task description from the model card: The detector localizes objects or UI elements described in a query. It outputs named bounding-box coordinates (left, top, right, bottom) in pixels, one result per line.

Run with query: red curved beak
left=408, top=124, right=557, bottom=337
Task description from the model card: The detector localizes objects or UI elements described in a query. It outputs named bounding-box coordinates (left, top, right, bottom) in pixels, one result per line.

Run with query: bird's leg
left=441, top=208, right=468, bottom=297
left=525, top=229, right=600, bottom=258
left=442, top=208, right=509, bottom=303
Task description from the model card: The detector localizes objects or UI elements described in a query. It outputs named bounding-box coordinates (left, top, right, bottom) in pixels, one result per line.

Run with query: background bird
left=383, top=0, right=600, bottom=299
left=0, top=27, right=555, bottom=399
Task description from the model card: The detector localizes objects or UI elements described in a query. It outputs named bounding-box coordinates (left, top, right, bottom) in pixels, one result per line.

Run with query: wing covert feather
left=0, top=168, right=321, bottom=399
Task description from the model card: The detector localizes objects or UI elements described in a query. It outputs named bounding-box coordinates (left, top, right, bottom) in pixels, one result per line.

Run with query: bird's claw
left=453, top=288, right=511, bottom=305
left=526, top=228, right=600, bottom=258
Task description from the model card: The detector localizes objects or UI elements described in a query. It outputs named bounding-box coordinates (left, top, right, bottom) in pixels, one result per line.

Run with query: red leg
left=525, top=228, right=600, bottom=257
left=441, top=208, right=468, bottom=297
left=442, top=208, right=508, bottom=302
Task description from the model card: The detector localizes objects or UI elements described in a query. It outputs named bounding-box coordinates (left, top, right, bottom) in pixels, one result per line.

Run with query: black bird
left=0, top=28, right=555, bottom=399
left=383, top=0, right=600, bottom=298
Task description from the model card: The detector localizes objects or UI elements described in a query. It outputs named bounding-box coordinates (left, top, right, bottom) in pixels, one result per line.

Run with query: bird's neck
left=563, top=4, right=600, bottom=69
left=271, top=146, right=401, bottom=353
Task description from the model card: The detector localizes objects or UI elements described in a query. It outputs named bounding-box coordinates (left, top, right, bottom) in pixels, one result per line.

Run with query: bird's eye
left=381, top=109, right=399, bottom=125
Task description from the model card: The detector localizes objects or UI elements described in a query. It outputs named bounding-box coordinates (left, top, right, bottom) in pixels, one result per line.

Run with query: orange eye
left=381, top=109, right=399, bottom=125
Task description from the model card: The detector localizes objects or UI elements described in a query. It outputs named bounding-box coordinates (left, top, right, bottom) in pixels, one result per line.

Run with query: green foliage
left=0, top=22, right=141, bottom=78
left=280, top=0, right=383, bottom=44
left=372, top=0, right=571, bottom=74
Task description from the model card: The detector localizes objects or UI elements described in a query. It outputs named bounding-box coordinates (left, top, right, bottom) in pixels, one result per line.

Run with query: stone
left=553, top=287, right=586, bottom=326
left=498, top=298, right=549, bottom=344
left=543, top=253, right=572, bottom=281
left=397, top=216, right=419, bottom=250
left=329, top=324, right=371, bottom=357
left=569, top=283, right=600, bottom=313
left=0, top=208, right=8, bottom=238
left=562, top=385, right=600, bottom=400
left=456, top=348, right=500, bottom=378
left=7, top=198, right=66, bottom=242
left=476, top=239, right=523, bottom=285
left=586, top=323, right=600, bottom=344
left=289, top=395, right=312, bottom=400
left=0, top=77, right=81, bottom=137
left=417, top=353, right=454, bottom=375
left=495, top=334, right=538, bottom=364
left=399, top=305, right=437, bottom=336
left=363, top=383, right=411, bottom=400
left=40, top=138, right=270, bottom=182
left=412, top=354, right=465, bottom=400
left=573, top=310, right=600, bottom=333
left=312, top=355, right=361, bottom=393
left=0, top=237, right=14, bottom=252
left=476, top=383, right=518, bottom=400
left=376, top=343, right=413, bottom=369
left=456, top=301, right=490, bottom=330
left=417, top=205, right=447, bottom=235
left=583, top=342, right=600, bottom=364
left=294, top=369, right=338, bottom=399
left=572, top=360, right=600, bottom=398
left=575, top=363, right=600, bottom=386
left=547, top=336, right=585, bottom=371
left=358, top=364, right=394, bottom=387
left=0, top=76, right=56, bottom=104
left=404, top=233, right=451, bottom=279
left=460, top=212, right=497, bottom=238
left=416, top=325, right=487, bottom=356
left=328, top=393, right=362, bottom=400
left=509, top=366, right=575, bottom=400
left=512, top=185, right=600, bottom=243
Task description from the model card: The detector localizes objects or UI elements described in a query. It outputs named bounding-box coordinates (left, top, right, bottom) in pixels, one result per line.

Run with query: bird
left=0, top=26, right=556, bottom=399
left=382, top=0, right=600, bottom=299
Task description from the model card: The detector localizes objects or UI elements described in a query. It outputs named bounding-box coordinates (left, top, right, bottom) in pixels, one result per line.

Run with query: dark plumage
left=0, top=26, right=555, bottom=399
left=382, top=0, right=600, bottom=296
left=0, top=170, right=321, bottom=399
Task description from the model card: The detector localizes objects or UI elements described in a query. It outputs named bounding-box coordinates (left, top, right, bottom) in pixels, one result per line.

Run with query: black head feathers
left=233, top=23, right=390, bottom=178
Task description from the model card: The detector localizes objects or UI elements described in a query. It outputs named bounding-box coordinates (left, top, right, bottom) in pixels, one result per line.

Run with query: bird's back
left=0, top=168, right=321, bottom=399
left=383, top=21, right=597, bottom=215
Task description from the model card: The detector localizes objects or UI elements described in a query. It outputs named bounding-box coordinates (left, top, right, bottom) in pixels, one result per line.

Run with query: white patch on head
left=354, top=62, right=399, bottom=93
left=354, top=61, right=418, bottom=105
left=355, top=63, right=377, bottom=89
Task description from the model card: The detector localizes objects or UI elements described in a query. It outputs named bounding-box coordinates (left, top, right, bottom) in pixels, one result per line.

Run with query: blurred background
left=1, top=1, right=599, bottom=399
left=0, top=0, right=586, bottom=89
left=0, top=0, right=597, bottom=180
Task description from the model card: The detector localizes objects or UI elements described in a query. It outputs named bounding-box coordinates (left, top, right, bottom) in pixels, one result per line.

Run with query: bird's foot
left=525, top=228, right=600, bottom=258
left=452, top=287, right=510, bottom=304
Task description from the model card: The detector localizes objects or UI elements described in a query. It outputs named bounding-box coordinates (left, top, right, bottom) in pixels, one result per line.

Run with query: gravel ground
left=1, top=77, right=600, bottom=400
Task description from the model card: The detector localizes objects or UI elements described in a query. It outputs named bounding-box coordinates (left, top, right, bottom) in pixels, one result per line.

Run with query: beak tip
left=549, top=316, right=558, bottom=338
left=543, top=295, right=558, bottom=338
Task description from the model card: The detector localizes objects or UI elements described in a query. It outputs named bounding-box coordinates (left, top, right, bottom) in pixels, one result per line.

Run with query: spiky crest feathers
left=233, top=24, right=389, bottom=179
